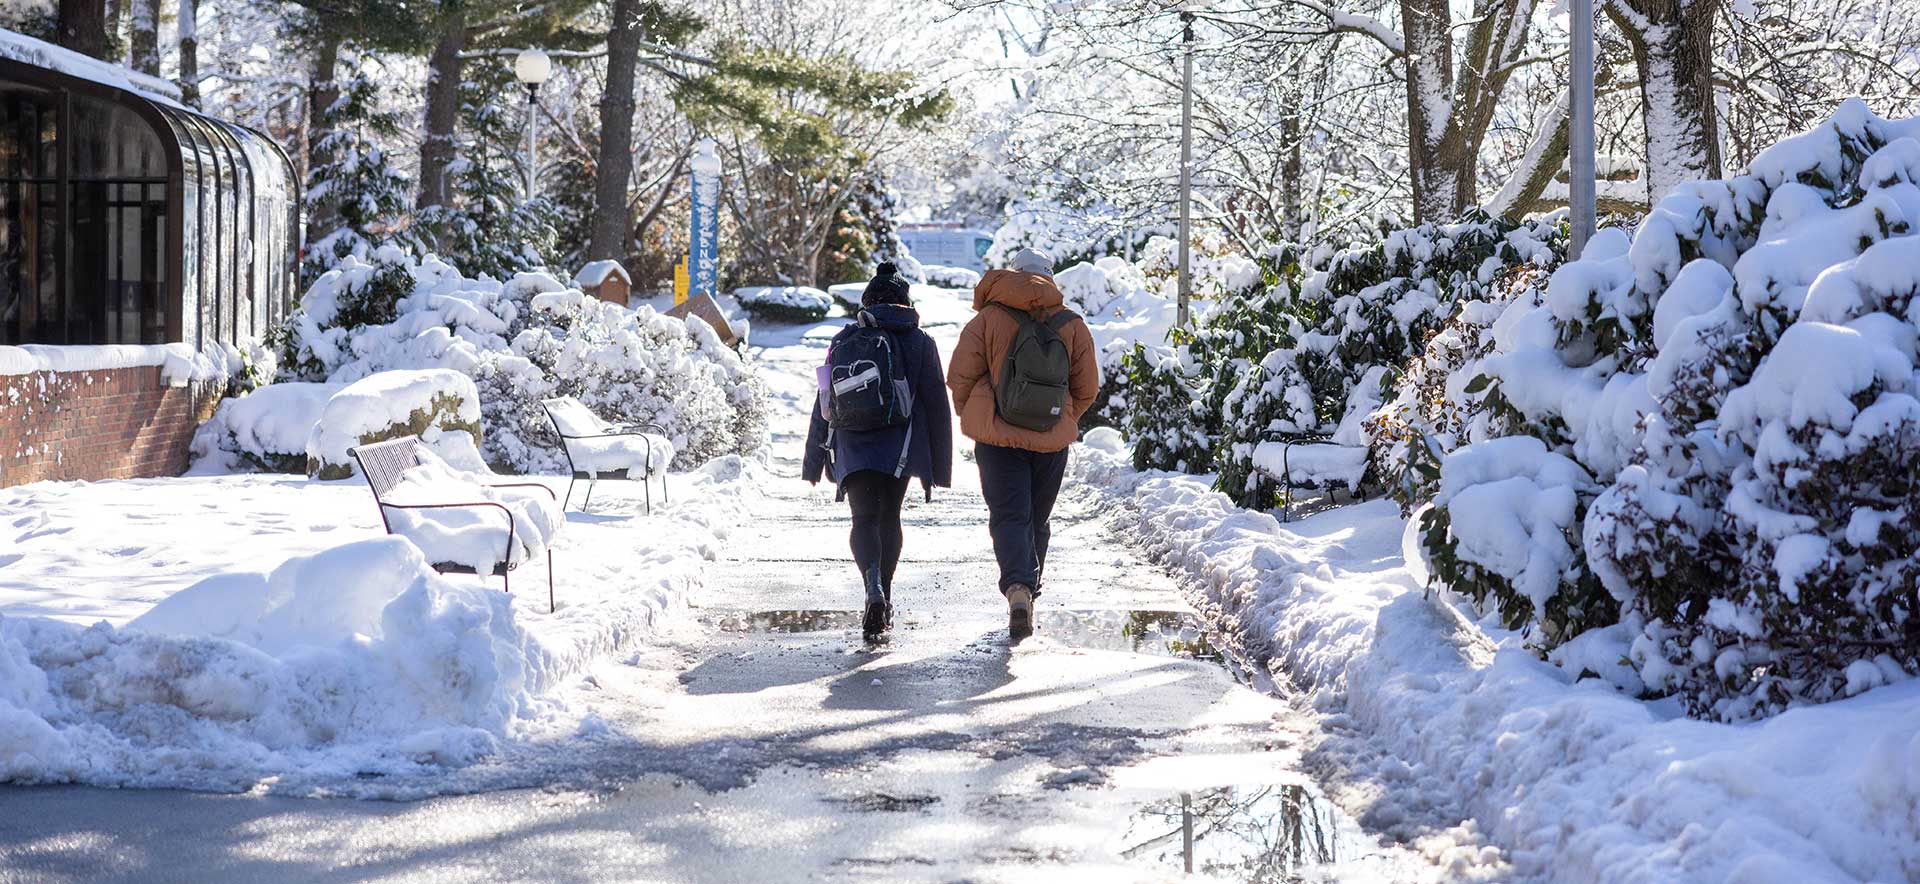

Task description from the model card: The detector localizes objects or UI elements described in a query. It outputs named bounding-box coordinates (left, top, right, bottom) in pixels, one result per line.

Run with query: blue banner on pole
left=689, top=139, right=721, bottom=299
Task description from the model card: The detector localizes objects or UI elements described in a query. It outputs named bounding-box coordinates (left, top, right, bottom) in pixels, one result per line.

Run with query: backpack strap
left=1044, top=309, right=1078, bottom=332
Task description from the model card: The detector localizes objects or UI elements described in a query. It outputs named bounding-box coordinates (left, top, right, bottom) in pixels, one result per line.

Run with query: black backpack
left=992, top=303, right=1078, bottom=432
left=826, top=312, right=912, bottom=431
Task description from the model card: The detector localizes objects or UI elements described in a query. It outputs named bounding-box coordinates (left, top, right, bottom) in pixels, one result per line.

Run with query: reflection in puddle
left=707, top=609, right=1220, bottom=660
left=1121, top=783, right=1362, bottom=880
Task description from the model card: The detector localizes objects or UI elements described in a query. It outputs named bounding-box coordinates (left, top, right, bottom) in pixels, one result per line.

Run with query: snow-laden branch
left=1243, top=0, right=1406, bottom=54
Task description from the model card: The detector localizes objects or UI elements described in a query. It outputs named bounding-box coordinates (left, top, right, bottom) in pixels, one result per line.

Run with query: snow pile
left=306, top=369, right=484, bottom=480
left=0, top=455, right=769, bottom=794
left=733, top=286, right=833, bottom=323
left=270, top=245, right=767, bottom=474
left=190, top=382, right=344, bottom=473
left=0, top=537, right=545, bottom=786
left=1070, top=442, right=1920, bottom=883
left=382, top=448, right=563, bottom=572
left=1414, top=100, right=1920, bottom=719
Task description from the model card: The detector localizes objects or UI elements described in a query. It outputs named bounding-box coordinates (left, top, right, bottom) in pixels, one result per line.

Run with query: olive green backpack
left=992, top=303, right=1078, bottom=431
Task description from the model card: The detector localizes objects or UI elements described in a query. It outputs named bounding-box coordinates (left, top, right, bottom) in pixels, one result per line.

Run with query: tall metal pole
left=1176, top=10, right=1195, bottom=329
left=525, top=85, right=539, bottom=203
left=1568, top=0, right=1597, bottom=259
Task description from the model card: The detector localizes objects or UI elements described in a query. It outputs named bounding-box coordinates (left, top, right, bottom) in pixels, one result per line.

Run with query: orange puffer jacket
left=946, top=269, right=1101, bottom=452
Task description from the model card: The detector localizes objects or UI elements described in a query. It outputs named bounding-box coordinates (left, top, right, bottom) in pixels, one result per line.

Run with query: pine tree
left=301, top=65, right=416, bottom=285
left=416, top=65, right=559, bottom=279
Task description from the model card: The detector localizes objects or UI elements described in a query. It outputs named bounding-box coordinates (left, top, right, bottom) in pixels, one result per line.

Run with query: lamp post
left=1568, top=0, right=1596, bottom=258
left=1176, top=6, right=1196, bottom=329
left=514, top=48, right=552, bottom=203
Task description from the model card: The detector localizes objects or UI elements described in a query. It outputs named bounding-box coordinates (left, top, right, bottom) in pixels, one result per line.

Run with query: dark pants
left=974, top=442, right=1068, bottom=596
left=844, top=470, right=910, bottom=592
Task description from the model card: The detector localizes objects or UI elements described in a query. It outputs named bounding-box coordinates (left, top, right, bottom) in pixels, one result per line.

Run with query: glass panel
left=69, top=94, right=165, bottom=179
left=0, top=83, right=56, bottom=179
left=0, top=181, right=30, bottom=344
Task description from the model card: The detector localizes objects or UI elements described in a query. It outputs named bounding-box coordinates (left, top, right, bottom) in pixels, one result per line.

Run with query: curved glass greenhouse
left=0, top=43, right=299, bottom=351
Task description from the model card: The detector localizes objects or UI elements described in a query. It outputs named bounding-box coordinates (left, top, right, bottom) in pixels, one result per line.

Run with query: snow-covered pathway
left=0, top=286, right=1436, bottom=882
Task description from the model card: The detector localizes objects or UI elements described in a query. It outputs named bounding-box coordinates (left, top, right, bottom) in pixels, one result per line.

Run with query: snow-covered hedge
left=920, top=264, right=981, bottom=289
left=270, top=246, right=768, bottom=474
left=733, top=286, right=832, bottom=323
left=190, top=382, right=342, bottom=473
left=1105, top=216, right=1567, bottom=509
left=1418, top=100, right=1920, bottom=719
left=306, top=369, right=485, bottom=480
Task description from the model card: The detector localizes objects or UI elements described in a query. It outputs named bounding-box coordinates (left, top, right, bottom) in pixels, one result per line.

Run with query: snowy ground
left=0, top=285, right=1439, bottom=881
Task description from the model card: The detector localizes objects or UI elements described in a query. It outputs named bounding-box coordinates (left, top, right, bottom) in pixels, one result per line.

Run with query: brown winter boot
left=1005, top=584, right=1034, bottom=642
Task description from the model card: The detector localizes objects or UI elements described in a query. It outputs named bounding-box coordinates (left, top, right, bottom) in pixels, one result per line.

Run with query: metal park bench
left=1249, top=430, right=1372, bottom=522
left=541, top=396, right=673, bottom=514
left=347, top=435, right=560, bottom=612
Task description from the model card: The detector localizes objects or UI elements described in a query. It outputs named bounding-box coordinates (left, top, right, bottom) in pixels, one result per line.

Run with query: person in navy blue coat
left=803, top=263, right=953, bottom=636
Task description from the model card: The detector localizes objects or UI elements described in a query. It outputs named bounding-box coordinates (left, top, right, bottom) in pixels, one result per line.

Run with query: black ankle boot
left=862, top=568, right=888, bottom=640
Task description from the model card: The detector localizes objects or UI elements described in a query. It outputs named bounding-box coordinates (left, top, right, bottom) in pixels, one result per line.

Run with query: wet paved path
left=0, top=294, right=1431, bottom=882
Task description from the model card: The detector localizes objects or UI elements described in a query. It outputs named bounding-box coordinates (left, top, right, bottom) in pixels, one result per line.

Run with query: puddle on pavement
left=1119, top=782, right=1372, bottom=880
left=706, top=608, right=1220, bottom=661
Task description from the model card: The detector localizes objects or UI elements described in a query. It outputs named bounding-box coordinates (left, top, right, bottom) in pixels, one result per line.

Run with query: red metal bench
left=347, top=435, right=560, bottom=612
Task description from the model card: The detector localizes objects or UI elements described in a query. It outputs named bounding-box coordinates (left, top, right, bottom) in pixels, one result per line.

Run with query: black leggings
left=844, top=470, right=910, bottom=592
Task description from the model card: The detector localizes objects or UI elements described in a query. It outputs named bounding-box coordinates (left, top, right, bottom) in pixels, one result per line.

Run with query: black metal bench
left=1250, top=430, right=1372, bottom=521
left=347, top=435, right=560, bottom=612
left=541, top=396, right=671, bottom=514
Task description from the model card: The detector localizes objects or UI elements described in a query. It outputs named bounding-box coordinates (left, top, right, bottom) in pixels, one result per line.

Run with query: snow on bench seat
left=381, top=448, right=564, bottom=574
left=1250, top=439, right=1369, bottom=490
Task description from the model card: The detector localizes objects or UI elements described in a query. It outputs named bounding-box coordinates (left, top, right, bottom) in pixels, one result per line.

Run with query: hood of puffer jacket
left=972, top=269, right=1066, bottom=314
left=856, top=303, right=921, bottom=332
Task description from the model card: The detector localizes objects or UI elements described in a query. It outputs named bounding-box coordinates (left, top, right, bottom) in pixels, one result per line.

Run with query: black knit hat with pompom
left=861, top=261, right=913, bottom=307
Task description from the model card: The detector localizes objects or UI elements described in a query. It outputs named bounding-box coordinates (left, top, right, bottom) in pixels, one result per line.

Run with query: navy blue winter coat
left=802, top=304, right=954, bottom=499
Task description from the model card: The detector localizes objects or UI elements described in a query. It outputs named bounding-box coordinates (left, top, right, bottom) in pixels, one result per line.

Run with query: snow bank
left=0, top=537, right=543, bottom=786
left=1071, top=444, right=1920, bottom=882
left=306, top=369, right=484, bottom=479
left=920, top=264, right=981, bottom=289
left=0, top=455, right=768, bottom=794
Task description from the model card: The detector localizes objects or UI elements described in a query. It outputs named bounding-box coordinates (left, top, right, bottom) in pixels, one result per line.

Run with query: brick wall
left=0, top=367, right=223, bottom=488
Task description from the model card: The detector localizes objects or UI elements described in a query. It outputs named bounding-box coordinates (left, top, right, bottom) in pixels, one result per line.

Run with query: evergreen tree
left=302, top=64, right=417, bottom=285
left=416, top=65, right=559, bottom=278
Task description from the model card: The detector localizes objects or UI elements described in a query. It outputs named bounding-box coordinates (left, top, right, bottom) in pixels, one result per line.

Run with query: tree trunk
left=588, top=0, right=641, bottom=261
left=1399, top=0, right=1466, bottom=223
left=1486, top=99, right=1569, bottom=219
left=416, top=13, right=465, bottom=210
left=128, top=0, right=158, bottom=75
left=1608, top=0, right=1720, bottom=204
left=306, top=36, right=343, bottom=244
left=177, top=0, right=198, bottom=105
left=57, top=0, right=110, bottom=60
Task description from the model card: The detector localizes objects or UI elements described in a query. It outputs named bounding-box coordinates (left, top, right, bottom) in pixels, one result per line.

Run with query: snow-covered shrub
left=1213, top=214, right=1565, bottom=508
left=268, top=245, right=768, bottom=474
left=985, top=202, right=1168, bottom=270
left=191, top=382, right=343, bottom=473
left=489, top=287, right=768, bottom=473
left=306, top=369, right=484, bottom=480
left=1365, top=264, right=1559, bottom=512
left=733, top=286, right=832, bottom=323
left=1421, top=100, right=1920, bottom=715
left=1114, top=344, right=1214, bottom=472
left=1136, top=230, right=1264, bottom=301
left=921, top=264, right=982, bottom=289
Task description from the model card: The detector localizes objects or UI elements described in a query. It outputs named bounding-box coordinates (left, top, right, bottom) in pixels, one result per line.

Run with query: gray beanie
left=1009, top=248, right=1053, bottom=276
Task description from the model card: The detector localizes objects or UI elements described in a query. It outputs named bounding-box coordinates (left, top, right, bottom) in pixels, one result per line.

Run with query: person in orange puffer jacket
left=947, top=248, right=1101, bottom=641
